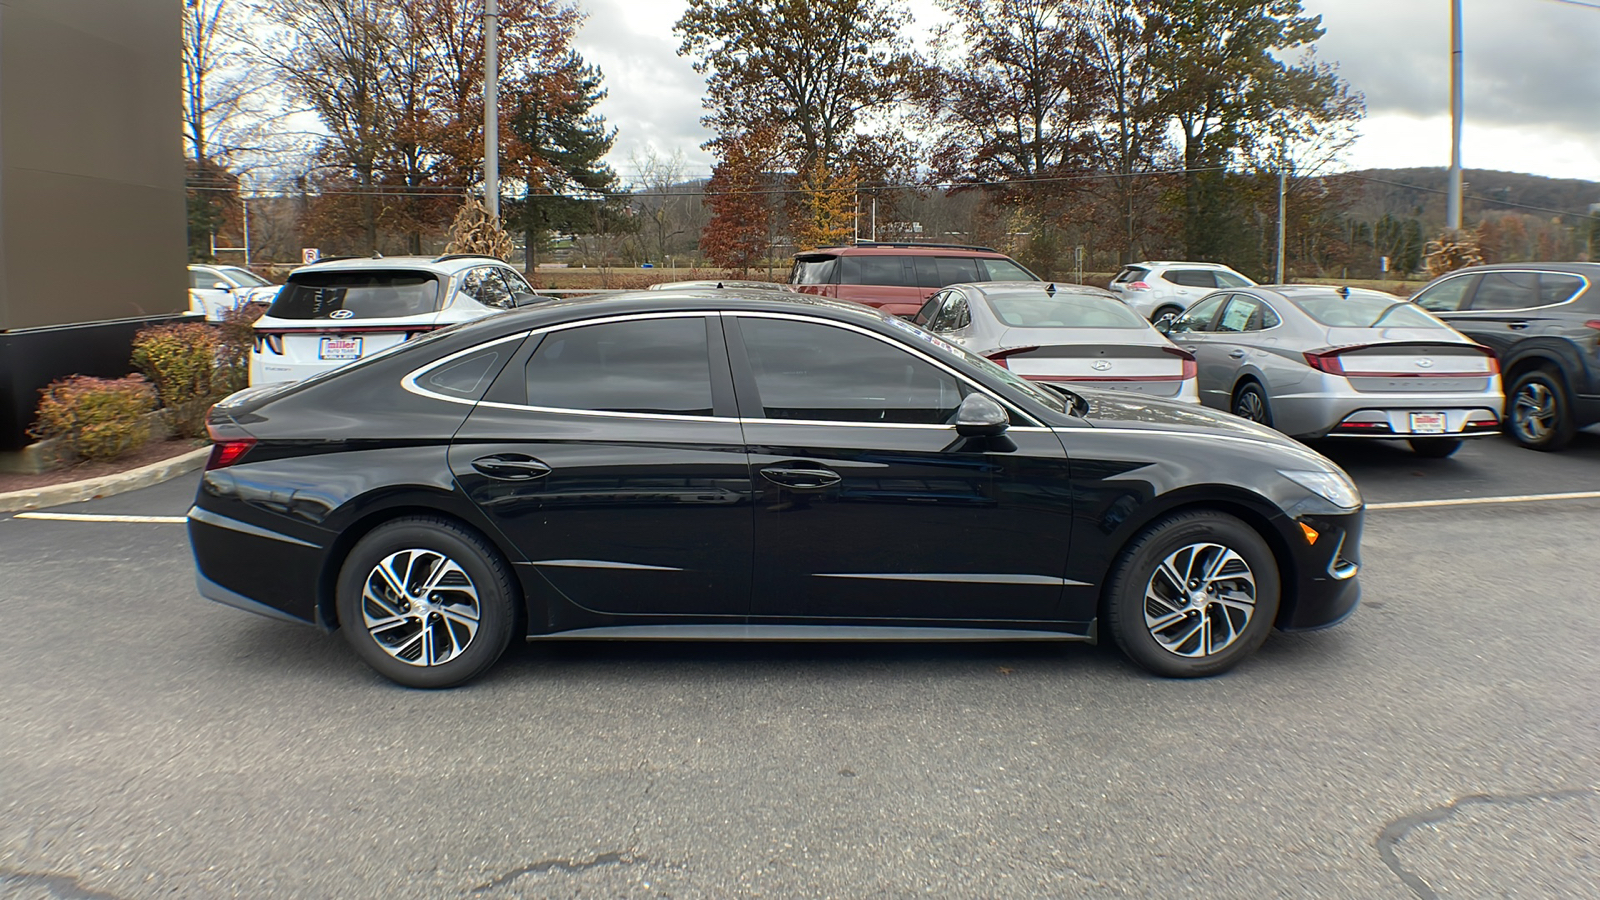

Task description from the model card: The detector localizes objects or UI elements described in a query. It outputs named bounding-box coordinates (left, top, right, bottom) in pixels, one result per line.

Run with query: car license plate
left=319, top=336, right=363, bottom=360
left=1409, top=412, right=1446, bottom=434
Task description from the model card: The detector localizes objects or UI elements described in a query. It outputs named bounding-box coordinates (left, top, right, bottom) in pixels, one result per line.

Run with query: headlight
left=1280, top=469, right=1361, bottom=510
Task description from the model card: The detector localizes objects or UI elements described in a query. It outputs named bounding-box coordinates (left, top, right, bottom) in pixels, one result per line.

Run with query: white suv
left=1108, top=261, right=1256, bottom=322
left=250, top=254, right=543, bottom=385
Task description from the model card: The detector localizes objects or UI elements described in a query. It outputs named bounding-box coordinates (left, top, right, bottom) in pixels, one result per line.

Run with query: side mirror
left=212, top=281, right=232, bottom=291
left=1155, top=317, right=1174, bottom=335
left=955, top=393, right=1009, bottom=437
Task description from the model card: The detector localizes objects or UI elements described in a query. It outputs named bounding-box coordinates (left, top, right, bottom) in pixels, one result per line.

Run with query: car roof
left=796, top=242, right=1010, bottom=258
left=1254, top=285, right=1405, bottom=304
left=1426, top=262, right=1600, bottom=277
left=1135, top=261, right=1240, bottom=270
left=288, top=254, right=508, bottom=276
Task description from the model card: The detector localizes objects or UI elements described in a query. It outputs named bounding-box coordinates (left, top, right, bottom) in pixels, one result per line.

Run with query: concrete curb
left=0, top=447, right=210, bottom=513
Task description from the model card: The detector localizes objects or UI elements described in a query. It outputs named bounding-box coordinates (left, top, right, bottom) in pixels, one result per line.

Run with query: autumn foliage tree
left=793, top=159, right=859, bottom=250
left=701, top=130, right=779, bottom=274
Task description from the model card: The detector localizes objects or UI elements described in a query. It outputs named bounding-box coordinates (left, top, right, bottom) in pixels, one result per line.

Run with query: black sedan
left=189, top=291, right=1364, bottom=687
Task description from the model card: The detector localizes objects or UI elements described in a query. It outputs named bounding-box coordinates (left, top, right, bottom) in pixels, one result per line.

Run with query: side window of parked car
left=499, top=267, right=534, bottom=296
left=931, top=293, right=970, bottom=332
left=1169, top=294, right=1228, bottom=333
left=911, top=291, right=947, bottom=327
left=1539, top=273, right=1585, bottom=306
left=1166, top=270, right=1218, bottom=288
left=1470, top=272, right=1538, bottom=311
left=737, top=318, right=963, bottom=425
left=524, top=317, right=714, bottom=416
left=1258, top=303, right=1282, bottom=329
left=1412, top=275, right=1476, bottom=312
left=1216, top=296, right=1259, bottom=333
left=189, top=270, right=209, bottom=290
left=840, top=255, right=909, bottom=286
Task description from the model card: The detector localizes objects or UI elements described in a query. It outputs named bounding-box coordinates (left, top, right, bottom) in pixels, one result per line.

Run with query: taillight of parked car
left=1163, top=346, right=1198, bottom=379
left=205, top=424, right=256, bottom=470
left=985, top=346, right=1040, bottom=369
left=1124, top=281, right=1150, bottom=291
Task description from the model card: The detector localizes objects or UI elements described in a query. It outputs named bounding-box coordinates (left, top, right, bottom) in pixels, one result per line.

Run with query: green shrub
left=29, top=375, right=157, bottom=461
left=131, top=322, right=222, bottom=438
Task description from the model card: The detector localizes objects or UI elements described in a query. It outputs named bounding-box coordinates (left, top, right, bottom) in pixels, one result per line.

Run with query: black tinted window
left=270, top=271, right=441, bottom=319
left=1470, top=272, right=1538, bottom=311
left=935, top=256, right=981, bottom=286
left=422, top=348, right=506, bottom=399
left=1114, top=266, right=1149, bottom=284
left=1166, top=270, right=1218, bottom=288
left=913, top=256, right=943, bottom=288
left=739, top=318, right=963, bottom=424
left=525, top=317, right=713, bottom=416
left=1413, top=275, right=1475, bottom=312
left=791, top=255, right=839, bottom=285
left=1539, top=273, right=1585, bottom=305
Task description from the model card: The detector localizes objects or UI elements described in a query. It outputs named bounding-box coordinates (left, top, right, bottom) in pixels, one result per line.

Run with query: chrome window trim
left=1445, top=269, right=1590, bottom=315
left=401, top=332, right=534, bottom=407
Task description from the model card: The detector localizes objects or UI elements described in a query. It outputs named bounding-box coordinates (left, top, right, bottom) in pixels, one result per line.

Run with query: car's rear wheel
left=1232, top=382, right=1273, bottom=426
left=1507, top=368, right=1575, bottom=451
left=336, top=517, right=516, bottom=688
left=1105, top=511, right=1280, bottom=678
left=1409, top=437, right=1463, bottom=458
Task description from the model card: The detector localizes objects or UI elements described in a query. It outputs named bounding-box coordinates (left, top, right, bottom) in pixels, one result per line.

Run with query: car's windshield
left=269, top=271, right=443, bottom=320
left=884, top=317, right=1067, bottom=415
left=987, top=294, right=1148, bottom=329
left=1295, top=291, right=1446, bottom=329
left=222, top=267, right=271, bottom=288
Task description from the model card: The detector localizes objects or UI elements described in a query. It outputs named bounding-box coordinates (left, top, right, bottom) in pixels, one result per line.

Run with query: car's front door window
left=1169, top=294, right=1228, bottom=334
left=737, top=317, right=963, bottom=425
left=1413, top=275, right=1476, bottom=312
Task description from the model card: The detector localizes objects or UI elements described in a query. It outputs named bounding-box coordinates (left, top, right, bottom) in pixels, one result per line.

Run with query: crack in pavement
left=1375, top=787, right=1600, bottom=900
left=471, top=851, right=641, bottom=893
left=0, top=869, right=126, bottom=900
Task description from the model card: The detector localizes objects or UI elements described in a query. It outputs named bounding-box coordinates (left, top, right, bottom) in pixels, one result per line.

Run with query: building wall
left=0, top=0, right=185, bottom=331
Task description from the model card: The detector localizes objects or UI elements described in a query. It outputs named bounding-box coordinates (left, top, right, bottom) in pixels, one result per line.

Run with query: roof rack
left=303, top=255, right=357, bottom=265
left=806, top=241, right=1002, bottom=254
left=432, top=253, right=504, bottom=264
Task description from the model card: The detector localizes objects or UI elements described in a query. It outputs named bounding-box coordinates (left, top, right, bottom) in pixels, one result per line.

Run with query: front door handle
left=1508, top=321, right=1530, bottom=330
left=1228, top=350, right=1247, bottom=359
left=471, top=454, right=551, bottom=480
left=760, top=466, right=842, bottom=490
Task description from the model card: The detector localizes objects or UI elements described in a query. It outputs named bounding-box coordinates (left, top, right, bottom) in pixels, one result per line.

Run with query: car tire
left=1104, top=511, right=1280, bottom=678
left=1409, top=437, right=1463, bottom=458
left=1232, top=382, right=1273, bottom=427
left=336, top=516, right=517, bottom=688
left=1152, top=305, right=1184, bottom=325
left=1507, top=368, right=1576, bottom=451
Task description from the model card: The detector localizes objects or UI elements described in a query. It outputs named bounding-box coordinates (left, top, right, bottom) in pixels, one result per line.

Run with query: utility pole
left=1275, top=156, right=1287, bottom=284
left=1446, top=0, right=1463, bottom=234
left=242, top=193, right=251, bottom=268
left=484, top=0, right=500, bottom=219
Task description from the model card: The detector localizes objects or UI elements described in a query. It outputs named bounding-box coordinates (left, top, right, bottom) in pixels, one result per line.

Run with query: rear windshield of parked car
left=790, top=255, right=839, bottom=285
left=987, top=294, right=1148, bottom=329
left=1295, top=292, right=1446, bottom=329
left=269, top=271, right=442, bottom=319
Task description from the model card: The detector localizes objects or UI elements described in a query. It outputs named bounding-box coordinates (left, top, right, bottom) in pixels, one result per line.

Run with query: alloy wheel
left=361, top=549, right=481, bottom=667
left=1234, top=389, right=1267, bottom=423
left=1143, top=542, right=1257, bottom=658
left=1512, top=382, right=1556, bottom=442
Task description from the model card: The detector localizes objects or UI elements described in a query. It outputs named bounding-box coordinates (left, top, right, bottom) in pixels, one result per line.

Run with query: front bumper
left=1277, top=508, right=1364, bottom=632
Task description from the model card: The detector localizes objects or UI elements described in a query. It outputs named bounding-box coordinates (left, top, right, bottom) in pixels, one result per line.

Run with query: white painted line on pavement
left=13, top=512, right=188, bottom=524
left=1369, top=490, right=1600, bottom=511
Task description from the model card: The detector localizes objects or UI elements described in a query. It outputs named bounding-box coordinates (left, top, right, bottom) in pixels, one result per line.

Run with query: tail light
left=1302, top=346, right=1361, bottom=375
left=985, top=346, right=1039, bottom=370
left=1584, top=320, right=1600, bottom=331
left=1125, top=281, right=1150, bottom=291
left=204, top=423, right=255, bottom=470
left=253, top=333, right=284, bottom=355
left=1162, top=346, right=1197, bottom=379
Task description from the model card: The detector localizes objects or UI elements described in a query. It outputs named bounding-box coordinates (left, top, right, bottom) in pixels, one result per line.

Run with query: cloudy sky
left=573, top=0, right=1600, bottom=185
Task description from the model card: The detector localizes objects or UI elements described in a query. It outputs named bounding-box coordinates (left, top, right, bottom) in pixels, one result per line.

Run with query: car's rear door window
left=840, top=255, right=909, bottom=286
left=935, top=257, right=981, bottom=286
left=1216, top=296, right=1261, bottom=333
left=1215, top=271, right=1252, bottom=288
left=737, top=318, right=962, bottom=424
left=524, top=316, right=714, bottom=416
left=1166, top=269, right=1219, bottom=288
left=269, top=271, right=442, bottom=319
left=1469, top=272, right=1539, bottom=311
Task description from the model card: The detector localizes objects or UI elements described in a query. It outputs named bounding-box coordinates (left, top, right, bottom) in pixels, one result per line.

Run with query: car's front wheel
left=336, top=516, right=517, bottom=688
left=1105, top=511, right=1281, bottom=678
left=1507, top=368, right=1575, bottom=451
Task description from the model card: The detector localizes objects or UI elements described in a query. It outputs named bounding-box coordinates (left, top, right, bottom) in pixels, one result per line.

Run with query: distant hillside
left=1338, top=167, right=1600, bottom=226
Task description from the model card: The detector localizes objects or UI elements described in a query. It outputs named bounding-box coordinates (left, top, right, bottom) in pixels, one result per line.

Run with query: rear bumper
left=1270, top=381, right=1504, bottom=439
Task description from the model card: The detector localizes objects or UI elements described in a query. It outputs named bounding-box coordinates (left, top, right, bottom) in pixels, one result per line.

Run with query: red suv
left=790, top=242, right=1040, bottom=317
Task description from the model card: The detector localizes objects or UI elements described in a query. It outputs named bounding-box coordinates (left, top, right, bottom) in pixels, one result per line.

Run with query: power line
left=1339, top=172, right=1595, bottom=219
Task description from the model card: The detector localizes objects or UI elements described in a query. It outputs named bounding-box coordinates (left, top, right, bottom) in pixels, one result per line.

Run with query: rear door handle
left=1228, top=350, right=1247, bottom=359
left=760, top=466, right=842, bottom=490
left=471, top=454, right=551, bottom=480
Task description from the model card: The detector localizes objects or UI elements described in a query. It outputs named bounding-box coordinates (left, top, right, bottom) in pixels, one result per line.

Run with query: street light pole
left=484, top=0, right=500, bottom=220
left=1446, top=0, right=1463, bottom=234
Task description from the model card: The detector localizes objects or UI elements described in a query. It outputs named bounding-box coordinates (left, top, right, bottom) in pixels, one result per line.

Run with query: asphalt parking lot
left=3, top=431, right=1598, bottom=899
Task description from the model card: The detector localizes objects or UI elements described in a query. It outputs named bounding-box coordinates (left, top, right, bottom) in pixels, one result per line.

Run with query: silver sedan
left=910, top=281, right=1200, bottom=403
left=1163, top=285, right=1502, bottom=457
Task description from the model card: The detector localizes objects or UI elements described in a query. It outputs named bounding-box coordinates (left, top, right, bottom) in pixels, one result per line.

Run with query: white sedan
left=910, top=281, right=1200, bottom=403
left=189, top=264, right=279, bottom=322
